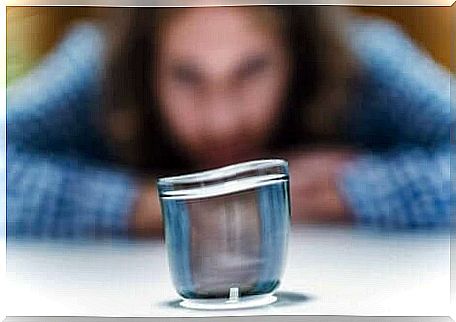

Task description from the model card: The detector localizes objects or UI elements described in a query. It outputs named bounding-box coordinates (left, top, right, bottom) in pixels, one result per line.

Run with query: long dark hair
left=101, top=6, right=358, bottom=176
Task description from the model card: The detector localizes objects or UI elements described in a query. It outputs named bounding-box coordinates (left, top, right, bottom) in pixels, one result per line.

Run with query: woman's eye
left=172, top=65, right=202, bottom=86
left=237, top=55, right=270, bottom=81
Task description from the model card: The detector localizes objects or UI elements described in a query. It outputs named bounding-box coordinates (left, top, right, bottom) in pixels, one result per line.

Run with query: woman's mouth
left=196, top=144, right=264, bottom=169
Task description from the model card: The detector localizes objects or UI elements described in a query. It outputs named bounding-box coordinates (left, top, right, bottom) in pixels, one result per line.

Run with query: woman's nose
left=202, top=84, right=244, bottom=142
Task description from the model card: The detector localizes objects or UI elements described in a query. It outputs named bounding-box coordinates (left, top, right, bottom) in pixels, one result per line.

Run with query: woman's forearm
left=338, top=146, right=452, bottom=228
left=7, top=146, right=139, bottom=238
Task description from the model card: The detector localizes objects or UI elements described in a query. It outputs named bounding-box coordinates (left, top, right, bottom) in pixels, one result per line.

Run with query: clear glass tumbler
left=157, top=159, right=291, bottom=310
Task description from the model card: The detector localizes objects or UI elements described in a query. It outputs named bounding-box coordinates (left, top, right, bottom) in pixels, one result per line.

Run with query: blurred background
left=6, top=5, right=455, bottom=85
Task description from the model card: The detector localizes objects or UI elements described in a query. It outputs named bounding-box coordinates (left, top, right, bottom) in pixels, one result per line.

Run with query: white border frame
left=2, top=2, right=455, bottom=322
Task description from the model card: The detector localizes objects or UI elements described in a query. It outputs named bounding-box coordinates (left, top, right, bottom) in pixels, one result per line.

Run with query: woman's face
left=156, top=7, right=291, bottom=169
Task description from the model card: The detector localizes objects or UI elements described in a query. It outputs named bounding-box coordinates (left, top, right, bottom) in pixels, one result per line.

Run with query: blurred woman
left=6, top=6, right=453, bottom=238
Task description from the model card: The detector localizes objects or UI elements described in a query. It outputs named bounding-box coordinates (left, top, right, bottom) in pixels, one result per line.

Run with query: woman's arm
left=339, top=147, right=452, bottom=228
left=337, top=19, right=454, bottom=228
left=287, top=19, right=454, bottom=229
left=345, top=18, right=453, bottom=150
left=7, top=145, right=140, bottom=238
left=7, top=22, right=110, bottom=160
left=6, top=22, right=167, bottom=238
left=8, top=144, right=166, bottom=239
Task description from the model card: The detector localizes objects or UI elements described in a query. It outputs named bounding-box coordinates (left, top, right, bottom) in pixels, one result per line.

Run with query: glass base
left=179, top=293, right=277, bottom=310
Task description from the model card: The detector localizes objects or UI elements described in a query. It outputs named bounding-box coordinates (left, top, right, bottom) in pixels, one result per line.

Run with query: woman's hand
left=129, top=181, right=164, bottom=238
left=284, top=147, right=356, bottom=224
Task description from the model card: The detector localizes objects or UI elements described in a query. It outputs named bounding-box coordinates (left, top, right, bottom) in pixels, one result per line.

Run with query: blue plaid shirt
left=6, top=19, right=454, bottom=238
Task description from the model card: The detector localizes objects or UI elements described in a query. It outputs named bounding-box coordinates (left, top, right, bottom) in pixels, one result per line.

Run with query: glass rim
left=157, top=159, right=288, bottom=186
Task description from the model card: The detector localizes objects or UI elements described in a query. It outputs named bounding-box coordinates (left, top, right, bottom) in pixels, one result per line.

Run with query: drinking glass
left=157, top=159, right=291, bottom=310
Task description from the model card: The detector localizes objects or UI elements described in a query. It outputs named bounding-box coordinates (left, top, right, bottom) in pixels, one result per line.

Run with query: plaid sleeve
left=339, top=147, right=453, bottom=229
left=346, top=18, right=453, bottom=149
left=337, top=20, right=454, bottom=229
left=7, top=146, right=139, bottom=239
left=6, top=22, right=109, bottom=159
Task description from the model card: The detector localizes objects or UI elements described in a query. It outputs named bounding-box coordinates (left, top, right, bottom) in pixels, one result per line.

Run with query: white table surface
left=5, top=224, right=450, bottom=318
